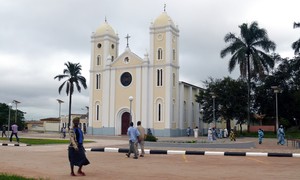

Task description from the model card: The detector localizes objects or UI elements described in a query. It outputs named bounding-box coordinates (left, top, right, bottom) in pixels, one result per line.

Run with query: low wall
left=249, top=126, right=275, bottom=132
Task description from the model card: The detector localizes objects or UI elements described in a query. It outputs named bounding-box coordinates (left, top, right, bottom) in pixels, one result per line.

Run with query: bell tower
left=89, top=19, right=119, bottom=132
left=149, top=8, right=180, bottom=136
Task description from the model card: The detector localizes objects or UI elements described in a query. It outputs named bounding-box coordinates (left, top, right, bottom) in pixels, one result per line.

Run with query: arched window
left=97, top=55, right=101, bottom=66
left=184, top=101, right=187, bottom=122
left=96, top=74, right=101, bottom=89
left=158, top=48, right=163, bottom=60
left=96, top=104, right=100, bottom=121
left=156, top=99, right=163, bottom=122
left=157, top=69, right=163, bottom=86
left=173, top=73, right=175, bottom=87
left=173, top=49, right=176, bottom=61
left=192, top=103, right=195, bottom=125
left=172, top=99, right=175, bottom=122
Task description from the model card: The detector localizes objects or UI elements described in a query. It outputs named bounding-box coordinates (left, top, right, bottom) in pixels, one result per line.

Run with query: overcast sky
left=0, top=0, right=299, bottom=120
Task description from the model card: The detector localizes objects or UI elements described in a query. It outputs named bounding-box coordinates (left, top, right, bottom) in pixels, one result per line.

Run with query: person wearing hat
left=277, top=125, right=285, bottom=145
left=68, top=117, right=90, bottom=176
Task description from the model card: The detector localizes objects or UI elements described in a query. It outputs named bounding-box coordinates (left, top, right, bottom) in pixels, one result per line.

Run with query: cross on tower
left=125, top=34, right=131, bottom=48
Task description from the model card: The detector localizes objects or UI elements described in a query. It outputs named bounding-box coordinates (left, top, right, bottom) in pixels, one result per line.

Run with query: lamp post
left=210, top=92, right=216, bottom=128
left=57, top=99, right=64, bottom=131
left=271, top=86, right=280, bottom=132
left=199, top=108, right=204, bottom=135
left=7, top=103, right=12, bottom=140
left=12, top=100, right=20, bottom=123
left=129, top=96, right=133, bottom=124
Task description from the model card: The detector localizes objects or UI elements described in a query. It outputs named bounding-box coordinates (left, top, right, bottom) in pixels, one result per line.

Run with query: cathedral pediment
left=111, top=47, right=144, bottom=67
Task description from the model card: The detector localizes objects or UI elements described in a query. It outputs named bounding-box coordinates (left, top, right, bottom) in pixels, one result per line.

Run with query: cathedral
left=88, top=10, right=202, bottom=137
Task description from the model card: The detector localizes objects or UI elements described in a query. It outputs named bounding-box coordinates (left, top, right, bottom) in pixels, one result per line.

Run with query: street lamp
left=57, top=99, right=64, bottom=131
left=129, top=96, right=133, bottom=124
left=209, top=92, right=216, bottom=128
left=271, top=86, right=280, bottom=132
left=12, top=100, right=20, bottom=123
left=199, top=108, right=204, bottom=135
left=7, top=103, right=12, bottom=140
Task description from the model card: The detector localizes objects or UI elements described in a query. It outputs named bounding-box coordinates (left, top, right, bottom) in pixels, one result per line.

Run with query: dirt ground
left=1, top=133, right=300, bottom=180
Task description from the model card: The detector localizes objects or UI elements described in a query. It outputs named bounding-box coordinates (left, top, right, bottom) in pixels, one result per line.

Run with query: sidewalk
left=2, top=131, right=300, bottom=153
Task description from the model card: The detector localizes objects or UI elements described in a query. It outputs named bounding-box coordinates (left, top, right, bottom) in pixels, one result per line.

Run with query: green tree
left=220, top=21, right=276, bottom=128
left=253, top=56, right=300, bottom=128
left=196, top=77, right=248, bottom=131
left=54, top=62, right=87, bottom=130
left=0, top=103, right=26, bottom=130
left=292, top=22, right=300, bottom=55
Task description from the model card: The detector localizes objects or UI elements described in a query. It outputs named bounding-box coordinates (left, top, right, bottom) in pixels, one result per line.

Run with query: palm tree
left=54, top=62, right=87, bottom=130
left=220, top=21, right=276, bottom=128
left=292, top=22, right=300, bottom=55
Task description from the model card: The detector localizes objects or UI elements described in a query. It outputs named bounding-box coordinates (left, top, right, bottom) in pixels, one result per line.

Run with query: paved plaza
left=0, top=132, right=300, bottom=180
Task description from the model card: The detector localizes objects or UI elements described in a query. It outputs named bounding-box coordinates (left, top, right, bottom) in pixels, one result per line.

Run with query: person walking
left=258, top=128, right=264, bottom=144
left=223, top=128, right=228, bottom=138
left=68, top=117, right=90, bottom=176
left=62, top=127, right=66, bottom=139
left=126, top=122, right=140, bottom=159
left=137, top=121, right=145, bottom=157
left=207, top=128, right=213, bottom=141
left=2, top=125, right=7, bottom=137
left=186, top=127, right=191, bottom=137
left=277, top=125, right=285, bottom=145
left=229, top=129, right=236, bottom=141
left=10, top=123, right=19, bottom=143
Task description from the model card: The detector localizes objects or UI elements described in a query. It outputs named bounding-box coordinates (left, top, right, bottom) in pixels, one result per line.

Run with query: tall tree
left=54, top=62, right=87, bottom=130
left=196, top=77, right=247, bottom=131
left=292, top=22, right=300, bottom=55
left=220, top=21, right=276, bottom=129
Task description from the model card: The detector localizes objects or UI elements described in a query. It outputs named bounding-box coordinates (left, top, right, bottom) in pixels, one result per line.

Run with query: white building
left=88, top=10, right=203, bottom=136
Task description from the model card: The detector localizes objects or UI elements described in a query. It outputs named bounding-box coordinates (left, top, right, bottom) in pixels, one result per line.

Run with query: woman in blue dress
left=277, top=125, right=285, bottom=145
left=258, top=128, right=264, bottom=144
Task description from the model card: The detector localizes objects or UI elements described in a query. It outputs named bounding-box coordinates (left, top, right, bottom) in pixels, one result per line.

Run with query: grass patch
left=0, top=173, right=45, bottom=180
left=0, top=137, right=93, bottom=145
left=185, top=140, right=197, bottom=143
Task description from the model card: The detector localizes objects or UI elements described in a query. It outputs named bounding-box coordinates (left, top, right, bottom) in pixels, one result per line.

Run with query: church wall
left=114, top=68, right=137, bottom=113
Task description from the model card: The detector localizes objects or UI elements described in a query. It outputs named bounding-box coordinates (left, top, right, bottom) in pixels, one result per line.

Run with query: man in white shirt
left=10, top=123, right=19, bottom=143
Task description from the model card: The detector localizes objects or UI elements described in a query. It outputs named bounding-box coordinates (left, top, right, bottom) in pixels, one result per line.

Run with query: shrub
left=144, top=134, right=158, bottom=142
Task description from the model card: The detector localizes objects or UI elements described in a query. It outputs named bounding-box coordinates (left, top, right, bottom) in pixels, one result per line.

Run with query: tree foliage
left=54, top=62, right=87, bottom=129
left=0, top=103, right=26, bottom=130
left=220, top=21, right=276, bottom=129
left=196, top=77, right=247, bottom=131
left=253, top=56, right=300, bottom=127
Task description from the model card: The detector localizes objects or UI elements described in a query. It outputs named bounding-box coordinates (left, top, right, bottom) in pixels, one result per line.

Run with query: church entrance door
left=121, top=112, right=130, bottom=135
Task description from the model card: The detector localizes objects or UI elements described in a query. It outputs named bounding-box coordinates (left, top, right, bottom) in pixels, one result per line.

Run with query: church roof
left=95, top=21, right=117, bottom=36
left=153, top=11, right=175, bottom=27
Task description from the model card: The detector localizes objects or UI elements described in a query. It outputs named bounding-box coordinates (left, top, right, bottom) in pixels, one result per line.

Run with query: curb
left=87, top=147, right=300, bottom=158
left=0, top=143, right=31, bottom=147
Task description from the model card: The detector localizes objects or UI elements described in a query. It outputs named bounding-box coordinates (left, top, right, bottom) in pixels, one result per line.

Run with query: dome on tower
left=95, top=21, right=116, bottom=36
left=153, top=11, right=175, bottom=27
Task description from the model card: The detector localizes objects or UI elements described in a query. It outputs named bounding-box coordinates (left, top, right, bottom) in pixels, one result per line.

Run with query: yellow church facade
left=88, top=11, right=203, bottom=136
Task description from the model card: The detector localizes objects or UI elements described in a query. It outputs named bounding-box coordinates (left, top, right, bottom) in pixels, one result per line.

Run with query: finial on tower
left=105, top=16, right=107, bottom=22
left=164, top=4, right=166, bottom=12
